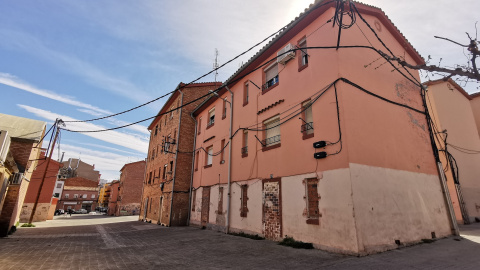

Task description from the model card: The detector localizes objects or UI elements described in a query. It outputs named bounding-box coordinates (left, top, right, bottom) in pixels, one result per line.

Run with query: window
left=149, top=172, right=152, bottom=184
left=54, top=193, right=59, bottom=198
left=56, top=183, right=62, bottom=188
left=240, top=185, right=248, bottom=217
left=298, top=37, right=308, bottom=71
left=207, top=108, right=215, bottom=128
left=305, top=178, right=320, bottom=225
left=222, top=99, right=227, bottom=119
left=155, top=125, right=158, bottom=136
left=205, top=146, right=213, bottom=167
left=163, top=164, right=167, bottom=179
left=263, top=63, right=279, bottom=92
left=198, top=118, right=202, bottom=135
left=83, top=194, right=87, bottom=199
left=91, top=194, right=96, bottom=199
left=263, top=116, right=281, bottom=150
left=65, top=194, right=69, bottom=199
left=220, top=139, right=225, bottom=163
left=170, top=161, right=174, bottom=172
left=242, top=131, right=248, bottom=157
left=243, top=82, right=249, bottom=106
left=74, top=194, right=78, bottom=199
left=302, top=100, right=314, bottom=139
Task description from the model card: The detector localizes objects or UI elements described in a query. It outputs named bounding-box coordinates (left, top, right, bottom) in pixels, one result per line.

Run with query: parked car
left=54, top=209, right=64, bottom=216
left=75, top=209, right=88, bottom=214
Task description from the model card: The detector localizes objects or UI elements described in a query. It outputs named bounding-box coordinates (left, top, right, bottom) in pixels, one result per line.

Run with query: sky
left=1, top=0, right=478, bottom=180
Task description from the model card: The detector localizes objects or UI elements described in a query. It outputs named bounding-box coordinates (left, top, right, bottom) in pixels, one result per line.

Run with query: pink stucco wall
left=191, top=3, right=452, bottom=254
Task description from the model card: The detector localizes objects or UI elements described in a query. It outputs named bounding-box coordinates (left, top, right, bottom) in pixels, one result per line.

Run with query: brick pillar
left=0, top=186, right=20, bottom=237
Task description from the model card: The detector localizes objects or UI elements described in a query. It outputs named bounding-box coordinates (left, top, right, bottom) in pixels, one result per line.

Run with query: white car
left=76, top=209, right=88, bottom=214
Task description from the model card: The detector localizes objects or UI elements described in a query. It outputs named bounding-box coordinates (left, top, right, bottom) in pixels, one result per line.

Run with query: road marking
left=96, top=225, right=125, bottom=249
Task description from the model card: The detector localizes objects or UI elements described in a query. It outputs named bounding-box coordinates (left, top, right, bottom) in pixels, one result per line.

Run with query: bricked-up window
left=302, top=100, right=314, bottom=139
left=220, top=139, right=225, bottom=163
left=155, top=125, right=158, bottom=136
left=149, top=172, right=152, bottom=184
left=205, top=146, right=213, bottom=167
left=195, top=151, right=200, bottom=171
left=192, top=189, right=196, bottom=212
left=305, top=178, right=320, bottom=224
left=298, top=37, right=308, bottom=71
left=217, top=187, right=224, bottom=214
left=243, top=82, right=249, bottom=106
left=240, top=185, right=248, bottom=217
left=263, top=116, right=281, bottom=149
left=170, top=161, right=174, bottom=172
left=198, top=117, right=202, bottom=135
left=163, top=164, right=167, bottom=179
left=149, top=197, right=152, bottom=213
left=207, top=108, right=215, bottom=127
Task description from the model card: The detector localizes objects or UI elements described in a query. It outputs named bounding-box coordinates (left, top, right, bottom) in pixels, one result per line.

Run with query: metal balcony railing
left=262, top=135, right=281, bottom=147
left=301, top=122, right=314, bottom=133
left=207, top=118, right=215, bottom=127
left=262, top=75, right=279, bottom=91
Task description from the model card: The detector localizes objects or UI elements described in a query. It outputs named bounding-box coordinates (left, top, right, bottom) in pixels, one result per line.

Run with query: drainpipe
left=169, top=89, right=184, bottom=226
left=139, top=156, right=148, bottom=221
left=436, top=162, right=460, bottom=235
left=225, top=86, right=234, bottom=234
left=187, top=112, right=198, bottom=225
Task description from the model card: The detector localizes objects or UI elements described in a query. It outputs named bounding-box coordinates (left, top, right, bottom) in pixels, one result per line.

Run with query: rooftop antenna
left=213, top=48, right=219, bottom=83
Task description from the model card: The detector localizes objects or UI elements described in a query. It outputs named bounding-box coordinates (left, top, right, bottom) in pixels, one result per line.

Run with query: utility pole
left=28, top=119, right=63, bottom=224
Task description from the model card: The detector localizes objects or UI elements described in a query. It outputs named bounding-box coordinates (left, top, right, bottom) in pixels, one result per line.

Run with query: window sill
left=303, top=133, right=314, bottom=140
left=204, top=164, right=212, bottom=169
left=242, top=153, right=248, bottom=158
left=262, top=82, right=279, bottom=95
left=262, top=143, right=281, bottom=152
left=298, top=63, right=309, bottom=72
left=206, top=123, right=214, bottom=130
left=306, top=218, right=319, bottom=225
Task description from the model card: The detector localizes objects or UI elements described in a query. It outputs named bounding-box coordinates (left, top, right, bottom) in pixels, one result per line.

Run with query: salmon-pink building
left=425, top=79, right=480, bottom=224
left=189, top=1, right=455, bottom=254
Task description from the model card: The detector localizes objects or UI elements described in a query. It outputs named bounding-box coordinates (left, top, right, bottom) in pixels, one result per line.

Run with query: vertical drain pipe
left=437, top=162, right=459, bottom=236
left=225, top=86, right=234, bottom=234
left=169, top=89, right=183, bottom=226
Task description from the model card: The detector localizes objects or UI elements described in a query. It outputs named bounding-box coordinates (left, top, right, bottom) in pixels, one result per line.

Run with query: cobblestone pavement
left=0, top=215, right=479, bottom=269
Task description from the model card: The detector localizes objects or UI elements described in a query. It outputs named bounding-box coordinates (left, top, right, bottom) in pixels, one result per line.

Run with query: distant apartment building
left=140, top=82, right=219, bottom=226
left=189, top=1, right=453, bottom=255
left=59, top=158, right=100, bottom=182
left=20, top=149, right=63, bottom=222
left=98, top=183, right=110, bottom=208
left=0, top=114, right=46, bottom=236
left=425, top=79, right=480, bottom=224
left=56, top=177, right=99, bottom=212
left=116, top=160, right=145, bottom=216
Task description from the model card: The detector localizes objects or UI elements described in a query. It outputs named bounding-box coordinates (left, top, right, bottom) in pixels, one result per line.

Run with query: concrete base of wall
left=20, top=203, right=51, bottom=223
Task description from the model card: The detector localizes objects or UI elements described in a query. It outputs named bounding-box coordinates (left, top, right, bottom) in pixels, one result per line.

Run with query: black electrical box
left=314, top=152, right=327, bottom=159
left=313, top=141, right=327, bottom=148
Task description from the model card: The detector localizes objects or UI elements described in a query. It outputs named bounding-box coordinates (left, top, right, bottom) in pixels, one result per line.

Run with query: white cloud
left=0, top=72, right=111, bottom=115
left=17, top=104, right=149, bottom=154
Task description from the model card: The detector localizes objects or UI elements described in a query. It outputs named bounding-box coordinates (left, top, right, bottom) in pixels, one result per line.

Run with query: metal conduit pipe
left=187, top=112, right=198, bottom=225
left=225, top=86, right=234, bottom=234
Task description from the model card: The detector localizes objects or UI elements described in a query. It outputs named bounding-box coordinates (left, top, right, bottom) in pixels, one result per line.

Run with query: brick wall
left=141, top=82, right=217, bottom=226
left=0, top=185, right=19, bottom=237
left=117, top=160, right=145, bottom=216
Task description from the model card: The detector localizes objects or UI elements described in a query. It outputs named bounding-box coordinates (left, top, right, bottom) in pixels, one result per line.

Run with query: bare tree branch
left=379, top=50, right=480, bottom=81
left=434, top=36, right=468, bottom=47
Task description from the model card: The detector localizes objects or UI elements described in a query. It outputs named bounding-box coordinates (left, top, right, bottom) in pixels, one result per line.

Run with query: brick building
left=107, top=180, right=119, bottom=216
left=140, top=82, right=218, bottom=226
left=0, top=114, right=45, bottom=236
left=59, top=158, right=100, bottom=182
left=56, top=177, right=99, bottom=212
left=20, top=149, right=63, bottom=222
left=116, top=160, right=145, bottom=216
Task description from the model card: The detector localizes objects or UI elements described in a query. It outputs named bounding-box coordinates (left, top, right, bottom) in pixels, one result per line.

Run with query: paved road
left=0, top=215, right=479, bottom=269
